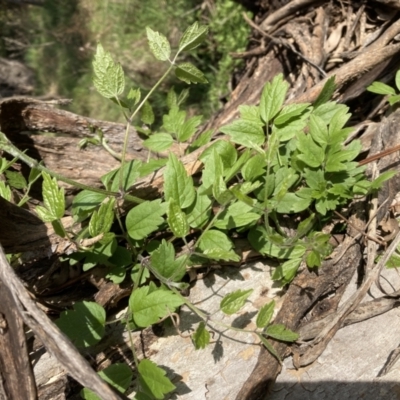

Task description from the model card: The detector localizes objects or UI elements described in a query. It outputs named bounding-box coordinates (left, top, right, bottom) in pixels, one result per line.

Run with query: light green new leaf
left=81, top=364, right=133, bottom=400
left=138, top=159, right=168, bottom=177
left=296, top=134, right=324, bottom=168
left=89, top=197, right=115, bottom=237
left=220, top=119, right=265, bottom=148
left=396, top=70, right=400, bottom=92
left=241, top=154, right=266, bottom=181
left=256, top=300, right=275, bottom=328
left=164, top=153, right=195, bottom=209
left=213, top=175, right=234, bottom=206
left=192, top=322, right=210, bottom=350
left=313, top=75, right=336, bottom=108
left=367, top=81, right=396, bottom=96
left=146, top=27, right=171, bottom=61
left=141, top=101, right=155, bottom=125
left=143, top=133, right=174, bottom=152
left=0, top=181, right=11, bottom=201
left=370, top=170, right=397, bottom=190
left=274, top=103, right=310, bottom=126
left=163, top=106, right=186, bottom=136
left=272, top=258, right=302, bottom=284
left=138, top=359, right=176, bottom=400
left=126, top=87, right=141, bottom=108
left=56, top=301, right=105, bottom=348
left=167, top=198, right=189, bottom=238
left=126, top=200, right=165, bottom=240
left=276, top=193, right=312, bottom=214
left=220, top=289, right=253, bottom=315
left=175, top=62, right=208, bottom=84
left=239, top=105, right=263, bottom=124
left=309, top=114, right=328, bottom=147
left=201, top=148, right=224, bottom=191
left=200, top=140, right=237, bottom=170
left=202, top=248, right=240, bottom=262
left=214, top=202, right=260, bottom=229
left=188, top=129, right=213, bottom=152
left=40, top=172, right=65, bottom=221
left=129, top=286, right=184, bottom=327
left=388, top=94, right=400, bottom=106
left=179, top=22, right=208, bottom=52
left=260, top=74, right=288, bottom=124
left=92, top=43, right=125, bottom=99
left=265, top=324, right=299, bottom=342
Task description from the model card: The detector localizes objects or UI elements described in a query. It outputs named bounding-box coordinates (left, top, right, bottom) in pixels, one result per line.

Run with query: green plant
left=1, top=22, right=396, bottom=400
left=367, top=69, right=400, bottom=106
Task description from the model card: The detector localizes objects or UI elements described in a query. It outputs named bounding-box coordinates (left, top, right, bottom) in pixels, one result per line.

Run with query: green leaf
left=274, top=103, right=310, bottom=125
left=129, top=286, right=184, bottom=327
left=192, top=322, right=210, bottom=350
left=200, top=140, right=237, bottom=169
left=0, top=181, right=12, bottom=201
left=258, top=334, right=281, bottom=362
left=56, top=301, right=105, bottom=348
left=143, top=133, right=174, bottom=152
left=81, top=364, right=133, bottom=400
left=274, top=119, right=308, bottom=142
left=256, top=300, right=275, bottom=328
left=177, top=115, right=202, bottom=142
left=214, top=202, right=260, bottom=229
left=188, top=129, right=213, bottom=152
left=146, top=27, right=171, bottom=61
left=139, top=159, right=168, bottom=177
left=220, top=119, right=265, bottom=148
left=150, top=239, right=186, bottom=281
left=131, top=264, right=150, bottom=286
left=313, top=75, right=336, bottom=108
left=126, top=200, right=165, bottom=240
left=272, top=258, right=302, bottom=284
left=167, top=87, right=177, bottom=108
left=201, top=148, right=224, bottom=192
left=276, top=193, right=312, bottom=214
left=126, top=87, right=141, bottom=108
left=163, top=106, right=186, bottom=135
left=164, top=153, right=195, bottom=209
left=175, top=62, right=208, bottom=84
left=167, top=198, right=189, bottom=238
left=179, top=22, right=208, bottom=52
left=220, top=289, right=253, bottom=315
left=141, top=101, right=155, bottom=125
left=187, top=191, right=212, bottom=228
left=72, top=190, right=107, bottom=219
left=92, top=43, right=125, bottom=99
left=260, top=73, right=288, bottom=124
left=198, top=229, right=234, bottom=253
left=385, top=252, right=400, bottom=268
left=367, top=81, right=396, bottom=96
left=241, top=154, right=266, bottom=181
left=370, top=170, right=397, bottom=190
left=224, top=148, right=252, bottom=181
left=265, top=324, right=299, bottom=342
left=309, top=114, right=328, bottom=147
left=89, top=197, right=115, bottom=237
left=306, top=250, right=321, bottom=268
left=39, top=172, right=65, bottom=221
left=239, top=105, right=263, bottom=124
left=212, top=175, right=234, bottom=206
left=109, top=160, right=142, bottom=192
left=138, top=359, right=176, bottom=400
left=296, top=134, right=324, bottom=168
left=388, top=94, right=400, bottom=106
left=396, top=70, right=400, bottom=92
left=4, top=170, right=27, bottom=189
left=202, top=248, right=240, bottom=262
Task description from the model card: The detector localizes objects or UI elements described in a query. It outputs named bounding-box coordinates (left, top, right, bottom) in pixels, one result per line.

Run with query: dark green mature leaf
left=313, top=75, right=336, bottom=108
left=202, top=248, right=240, bottom=262
left=220, top=119, right=265, bottom=148
left=192, top=322, right=210, bottom=349
left=212, top=175, right=234, bottom=206
left=188, top=129, right=213, bottom=152
left=109, top=160, right=142, bottom=192
left=276, top=193, right=312, bottom=214
left=258, top=334, right=281, bottom=362
left=56, top=301, right=105, bottom=348
left=214, top=202, right=260, bottom=229
left=200, top=140, right=237, bottom=169
left=139, top=159, right=167, bottom=177
left=5, top=170, right=27, bottom=189
left=167, top=198, right=189, bottom=238
left=72, top=190, right=107, bottom=219
left=241, top=154, right=266, bottom=181
left=92, top=43, right=125, bottom=99
left=296, top=134, right=324, bottom=168
left=129, top=286, right=184, bottom=327
left=201, top=148, right=224, bottom=191
left=150, top=239, right=186, bottom=281
left=146, top=27, right=171, bottom=61
left=179, top=22, right=208, bottom=52
left=260, top=73, right=288, bottom=124
left=143, top=133, right=174, bottom=152
left=220, top=289, right=253, bottom=315
left=89, top=197, right=115, bottom=237
left=265, top=324, right=299, bottom=342
left=138, top=359, right=176, bottom=400
left=126, top=200, right=165, bottom=240
left=187, top=191, right=212, bottom=228
left=175, top=62, right=208, bottom=84
left=81, top=364, right=133, bottom=400
left=164, top=153, right=195, bottom=208
left=256, top=300, right=275, bottom=328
